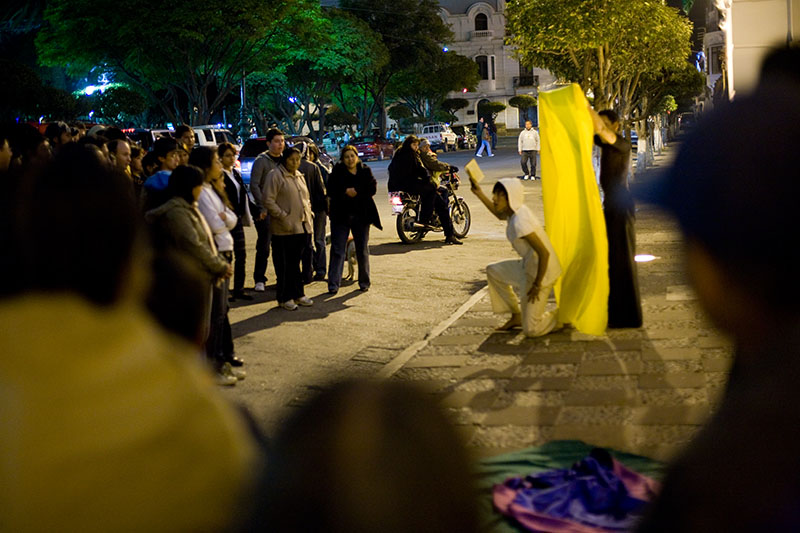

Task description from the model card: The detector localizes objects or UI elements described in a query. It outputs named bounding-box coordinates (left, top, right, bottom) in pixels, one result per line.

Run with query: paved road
left=224, top=143, right=732, bottom=464
left=223, top=147, right=537, bottom=432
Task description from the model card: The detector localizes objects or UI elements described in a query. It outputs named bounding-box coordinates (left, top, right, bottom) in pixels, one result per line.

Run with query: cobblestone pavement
left=387, top=147, right=734, bottom=462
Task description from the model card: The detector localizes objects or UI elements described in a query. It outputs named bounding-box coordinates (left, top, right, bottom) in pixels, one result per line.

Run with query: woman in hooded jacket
left=326, top=145, right=382, bottom=294
left=469, top=176, right=562, bottom=337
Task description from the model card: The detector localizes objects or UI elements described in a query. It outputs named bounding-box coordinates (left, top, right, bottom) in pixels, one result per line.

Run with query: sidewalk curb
left=376, top=285, right=489, bottom=379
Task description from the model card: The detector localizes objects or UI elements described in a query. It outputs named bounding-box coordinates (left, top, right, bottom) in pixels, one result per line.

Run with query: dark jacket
left=144, top=197, right=229, bottom=282
left=327, top=162, right=382, bottom=230
left=223, top=168, right=254, bottom=225
left=387, top=146, right=428, bottom=193
left=298, top=159, right=327, bottom=213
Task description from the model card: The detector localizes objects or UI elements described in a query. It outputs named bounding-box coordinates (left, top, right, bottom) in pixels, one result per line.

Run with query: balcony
left=470, top=30, right=494, bottom=40
left=513, top=75, right=539, bottom=88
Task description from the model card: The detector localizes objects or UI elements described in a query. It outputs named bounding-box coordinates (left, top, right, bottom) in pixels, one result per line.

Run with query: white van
left=419, top=123, right=457, bottom=152
left=193, top=126, right=241, bottom=151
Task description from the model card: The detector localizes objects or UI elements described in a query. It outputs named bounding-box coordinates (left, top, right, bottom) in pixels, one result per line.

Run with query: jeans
left=476, top=139, right=493, bottom=157
left=271, top=233, right=306, bottom=303
left=230, top=221, right=247, bottom=293
left=301, top=211, right=328, bottom=282
left=521, top=150, right=537, bottom=177
left=313, top=210, right=327, bottom=276
left=253, top=215, right=271, bottom=284
left=206, top=251, right=234, bottom=369
left=328, top=217, right=370, bottom=291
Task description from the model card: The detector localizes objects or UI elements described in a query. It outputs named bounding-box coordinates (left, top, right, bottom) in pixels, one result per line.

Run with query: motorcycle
left=389, top=169, right=471, bottom=244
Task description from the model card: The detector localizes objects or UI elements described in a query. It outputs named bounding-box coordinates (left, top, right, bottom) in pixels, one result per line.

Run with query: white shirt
left=197, top=185, right=237, bottom=252
left=507, top=205, right=561, bottom=287
left=518, top=128, right=540, bottom=151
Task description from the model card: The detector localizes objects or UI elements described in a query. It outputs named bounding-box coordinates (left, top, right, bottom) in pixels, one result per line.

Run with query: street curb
left=375, top=285, right=489, bottom=379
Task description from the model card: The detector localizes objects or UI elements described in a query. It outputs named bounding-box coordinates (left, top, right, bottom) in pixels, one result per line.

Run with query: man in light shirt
left=517, top=120, right=540, bottom=180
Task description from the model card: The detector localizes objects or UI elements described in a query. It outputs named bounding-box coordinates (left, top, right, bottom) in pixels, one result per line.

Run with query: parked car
left=347, top=136, right=395, bottom=161
left=238, top=135, right=333, bottom=187
left=193, top=126, right=240, bottom=151
left=451, top=125, right=477, bottom=150
left=419, top=123, right=457, bottom=152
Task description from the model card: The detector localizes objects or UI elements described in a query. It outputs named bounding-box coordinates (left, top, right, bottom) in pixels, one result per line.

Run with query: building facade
left=438, top=0, right=557, bottom=129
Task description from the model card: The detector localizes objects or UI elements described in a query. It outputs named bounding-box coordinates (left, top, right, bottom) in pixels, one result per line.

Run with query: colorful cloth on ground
left=493, top=448, right=660, bottom=532
left=538, top=84, right=609, bottom=335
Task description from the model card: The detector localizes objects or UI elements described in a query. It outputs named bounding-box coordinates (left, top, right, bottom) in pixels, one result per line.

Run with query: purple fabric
left=493, top=449, right=660, bottom=533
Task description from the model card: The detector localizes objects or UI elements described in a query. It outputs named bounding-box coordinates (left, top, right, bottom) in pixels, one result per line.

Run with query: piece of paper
left=464, top=158, right=485, bottom=183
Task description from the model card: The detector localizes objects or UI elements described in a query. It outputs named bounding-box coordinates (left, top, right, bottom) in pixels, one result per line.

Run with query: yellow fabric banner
left=539, top=84, right=609, bottom=335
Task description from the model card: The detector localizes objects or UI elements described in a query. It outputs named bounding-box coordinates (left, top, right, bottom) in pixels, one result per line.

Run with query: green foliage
left=387, top=105, right=414, bottom=120
left=98, top=86, right=148, bottom=121
left=36, top=0, right=319, bottom=124
left=0, top=58, right=44, bottom=119
left=387, top=51, right=480, bottom=119
left=442, top=98, right=469, bottom=114
left=325, top=105, right=359, bottom=126
left=506, top=0, right=692, bottom=112
left=509, top=95, right=538, bottom=109
left=37, top=86, right=87, bottom=121
left=655, top=94, right=678, bottom=114
left=478, top=101, right=506, bottom=117
left=338, top=0, right=454, bottom=133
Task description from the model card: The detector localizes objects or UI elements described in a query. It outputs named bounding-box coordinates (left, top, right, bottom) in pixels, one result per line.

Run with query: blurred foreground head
left=262, top=379, right=479, bottom=533
left=3, top=143, right=144, bottom=304
left=645, top=48, right=800, bottom=338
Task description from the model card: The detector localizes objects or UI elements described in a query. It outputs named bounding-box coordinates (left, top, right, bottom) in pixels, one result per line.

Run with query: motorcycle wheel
left=396, top=205, right=424, bottom=244
left=450, top=198, right=471, bottom=239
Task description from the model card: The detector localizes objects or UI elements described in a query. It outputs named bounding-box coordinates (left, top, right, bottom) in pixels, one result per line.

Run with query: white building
left=438, top=0, right=557, bottom=129
left=712, top=0, right=798, bottom=99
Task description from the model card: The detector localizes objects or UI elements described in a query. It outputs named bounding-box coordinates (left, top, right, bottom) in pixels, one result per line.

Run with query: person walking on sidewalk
left=589, top=107, right=642, bottom=328
left=518, top=120, right=540, bottom=180
left=469, top=176, right=561, bottom=336
left=475, top=123, right=494, bottom=158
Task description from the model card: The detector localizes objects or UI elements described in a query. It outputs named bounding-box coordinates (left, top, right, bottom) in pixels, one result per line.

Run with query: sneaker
left=328, top=287, right=338, bottom=295
left=313, top=273, right=326, bottom=281
left=295, top=296, right=313, bottom=306
left=280, top=300, right=298, bottom=310
left=254, top=282, right=266, bottom=292
left=215, top=372, right=237, bottom=386
left=489, top=154, right=495, bottom=157
left=445, top=235, right=463, bottom=245
left=522, top=175, right=529, bottom=180
left=221, top=362, right=246, bottom=380
left=475, top=154, right=483, bottom=157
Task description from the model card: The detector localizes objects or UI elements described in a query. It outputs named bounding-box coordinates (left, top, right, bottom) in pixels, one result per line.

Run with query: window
left=490, top=56, right=495, bottom=80
left=476, top=55, right=489, bottom=80
left=475, top=13, right=488, bottom=31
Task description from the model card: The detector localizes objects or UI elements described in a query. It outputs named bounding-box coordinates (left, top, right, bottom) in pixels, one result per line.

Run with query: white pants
left=487, top=258, right=558, bottom=337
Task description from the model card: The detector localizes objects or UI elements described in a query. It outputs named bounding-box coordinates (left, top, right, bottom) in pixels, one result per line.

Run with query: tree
left=442, top=98, right=469, bottom=115
left=280, top=10, right=388, bottom=140
left=387, top=51, right=480, bottom=121
left=339, top=0, right=452, bottom=135
left=509, top=94, right=538, bottom=122
left=478, top=101, right=506, bottom=118
left=37, top=0, right=319, bottom=125
left=0, top=58, right=44, bottom=120
left=506, top=0, right=691, bottom=113
left=97, top=86, right=148, bottom=124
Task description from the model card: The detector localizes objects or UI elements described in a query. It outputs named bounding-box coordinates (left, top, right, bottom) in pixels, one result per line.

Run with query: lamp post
left=238, top=69, right=250, bottom=141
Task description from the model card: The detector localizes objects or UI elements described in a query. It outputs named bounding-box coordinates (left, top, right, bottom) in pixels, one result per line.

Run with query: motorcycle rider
left=388, top=136, right=462, bottom=245
left=418, top=139, right=462, bottom=245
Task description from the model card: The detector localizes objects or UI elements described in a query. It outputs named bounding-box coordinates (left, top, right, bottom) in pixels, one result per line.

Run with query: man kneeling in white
left=470, top=176, right=562, bottom=336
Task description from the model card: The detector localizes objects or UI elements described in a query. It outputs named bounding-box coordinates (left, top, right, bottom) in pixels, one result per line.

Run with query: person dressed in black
left=326, top=145, right=382, bottom=294
left=589, top=108, right=642, bottom=328
left=388, top=135, right=461, bottom=245
left=295, top=142, right=328, bottom=284
left=219, top=142, right=254, bottom=301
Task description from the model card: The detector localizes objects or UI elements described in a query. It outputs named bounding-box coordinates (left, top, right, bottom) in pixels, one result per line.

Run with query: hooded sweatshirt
left=499, top=177, right=561, bottom=287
